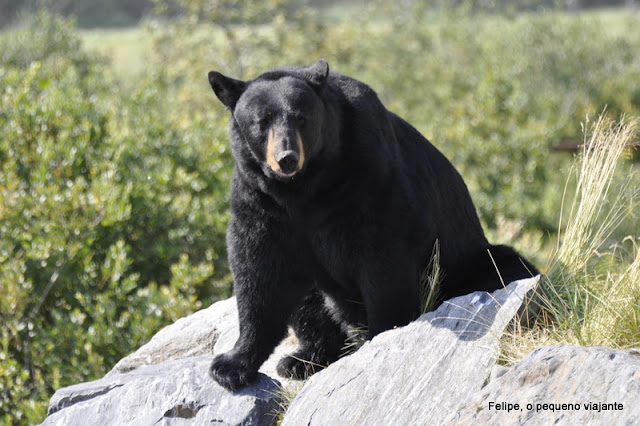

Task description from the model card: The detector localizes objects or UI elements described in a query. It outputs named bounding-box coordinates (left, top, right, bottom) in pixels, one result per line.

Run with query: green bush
left=0, top=13, right=231, bottom=423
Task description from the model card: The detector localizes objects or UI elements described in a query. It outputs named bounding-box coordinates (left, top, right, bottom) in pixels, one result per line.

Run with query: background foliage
left=1, top=0, right=639, bottom=423
left=1, top=0, right=636, bottom=28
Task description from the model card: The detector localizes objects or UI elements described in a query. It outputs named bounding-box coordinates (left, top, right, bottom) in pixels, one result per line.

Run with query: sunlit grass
left=273, top=381, right=305, bottom=426
left=502, top=114, right=639, bottom=364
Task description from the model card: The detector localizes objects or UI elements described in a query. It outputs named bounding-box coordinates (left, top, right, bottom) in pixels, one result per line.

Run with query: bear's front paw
left=209, top=352, right=258, bottom=392
left=277, top=352, right=325, bottom=380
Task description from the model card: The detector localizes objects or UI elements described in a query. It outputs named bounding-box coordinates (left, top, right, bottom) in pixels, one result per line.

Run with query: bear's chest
left=289, top=202, right=373, bottom=287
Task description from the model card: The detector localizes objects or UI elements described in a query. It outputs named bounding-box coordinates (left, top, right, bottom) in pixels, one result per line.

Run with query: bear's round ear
left=208, top=71, right=246, bottom=110
left=305, top=59, right=330, bottom=90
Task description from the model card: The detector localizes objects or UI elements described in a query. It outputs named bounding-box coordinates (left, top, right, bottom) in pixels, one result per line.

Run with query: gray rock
left=281, top=276, right=540, bottom=426
left=43, top=355, right=281, bottom=426
left=108, top=296, right=298, bottom=381
left=107, top=297, right=236, bottom=376
left=448, top=345, right=640, bottom=425
left=43, top=297, right=299, bottom=426
left=489, top=364, right=510, bottom=382
left=42, top=276, right=544, bottom=425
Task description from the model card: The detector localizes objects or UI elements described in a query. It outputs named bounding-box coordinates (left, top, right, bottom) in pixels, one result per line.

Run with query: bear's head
left=208, top=60, right=330, bottom=181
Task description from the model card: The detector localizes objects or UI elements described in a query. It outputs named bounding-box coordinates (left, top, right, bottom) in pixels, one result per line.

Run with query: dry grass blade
left=421, top=239, right=444, bottom=314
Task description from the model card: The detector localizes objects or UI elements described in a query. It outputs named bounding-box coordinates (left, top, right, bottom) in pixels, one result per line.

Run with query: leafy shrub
left=0, top=13, right=231, bottom=423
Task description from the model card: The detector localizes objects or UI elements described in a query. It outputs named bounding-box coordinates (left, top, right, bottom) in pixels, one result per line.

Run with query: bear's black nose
left=276, top=150, right=300, bottom=174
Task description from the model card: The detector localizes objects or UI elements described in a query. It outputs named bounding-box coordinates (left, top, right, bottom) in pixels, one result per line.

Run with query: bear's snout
left=266, top=126, right=306, bottom=178
left=276, top=150, right=300, bottom=175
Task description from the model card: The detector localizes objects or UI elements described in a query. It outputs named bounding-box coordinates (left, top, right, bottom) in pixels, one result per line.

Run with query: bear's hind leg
left=485, top=244, right=539, bottom=285
left=439, top=244, right=539, bottom=301
left=277, top=288, right=348, bottom=380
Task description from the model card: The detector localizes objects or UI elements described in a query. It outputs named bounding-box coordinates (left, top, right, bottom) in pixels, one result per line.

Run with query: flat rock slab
left=43, top=355, right=282, bottom=426
left=448, top=345, right=640, bottom=425
left=282, top=276, right=539, bottom=426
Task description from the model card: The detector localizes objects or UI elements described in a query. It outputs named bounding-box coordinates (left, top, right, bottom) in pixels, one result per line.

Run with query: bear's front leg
left=210, top=210, right=310, bottom=391
left=210, top=278, right=296, bottom=392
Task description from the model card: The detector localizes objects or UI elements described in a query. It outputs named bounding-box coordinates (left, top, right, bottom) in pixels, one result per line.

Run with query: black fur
left=207, top=60, right=538, bottom=391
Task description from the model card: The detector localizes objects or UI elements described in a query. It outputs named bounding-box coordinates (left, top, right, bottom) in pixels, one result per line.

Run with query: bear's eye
left=258, top=109, right=273, bottom=128
left=295, top=115, right=305, bottom=126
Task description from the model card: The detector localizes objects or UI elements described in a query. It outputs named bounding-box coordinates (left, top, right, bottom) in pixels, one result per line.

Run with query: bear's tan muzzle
left=266, top=126, right=305, bottom=178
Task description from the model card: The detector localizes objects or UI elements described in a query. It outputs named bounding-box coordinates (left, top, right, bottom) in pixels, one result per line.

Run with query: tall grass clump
left=503, top=114, right=639, bottom=362
left=555, top=115, right=637, bottom=272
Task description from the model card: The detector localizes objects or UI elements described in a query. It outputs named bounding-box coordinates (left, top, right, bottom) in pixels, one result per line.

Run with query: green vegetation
left=503, top=116, right=640, bottom=362
left=1, top=1, right=639, bottom=423
left=0, top=0, right=154, bottom=28
left=546, top=116, right=639, bottom=349
left=0, top=12, right=232, bottom=423
left=78, top=27, right=152, bottom=78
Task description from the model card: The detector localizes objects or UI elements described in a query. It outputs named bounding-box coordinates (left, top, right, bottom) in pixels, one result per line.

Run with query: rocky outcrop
left=106, top=297, right=298, bottom=381
left=107, top=297, right=297, bottom=382
left=45, top=356, right=281, bottom=426
left=448, top=345, right=640, bottom=425
left=41, top=277, right=557, bottom=425
left=106, top=297, right=237, bottom=376
left=281, top=276, right=538, bottom=426
left=41, top=274, right=640, bottom=425
left=41, top=296, right=298, bottom=426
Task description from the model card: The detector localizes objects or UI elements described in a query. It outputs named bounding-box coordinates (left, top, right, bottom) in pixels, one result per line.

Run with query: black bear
left=207, top=60, right=538, bottom=391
